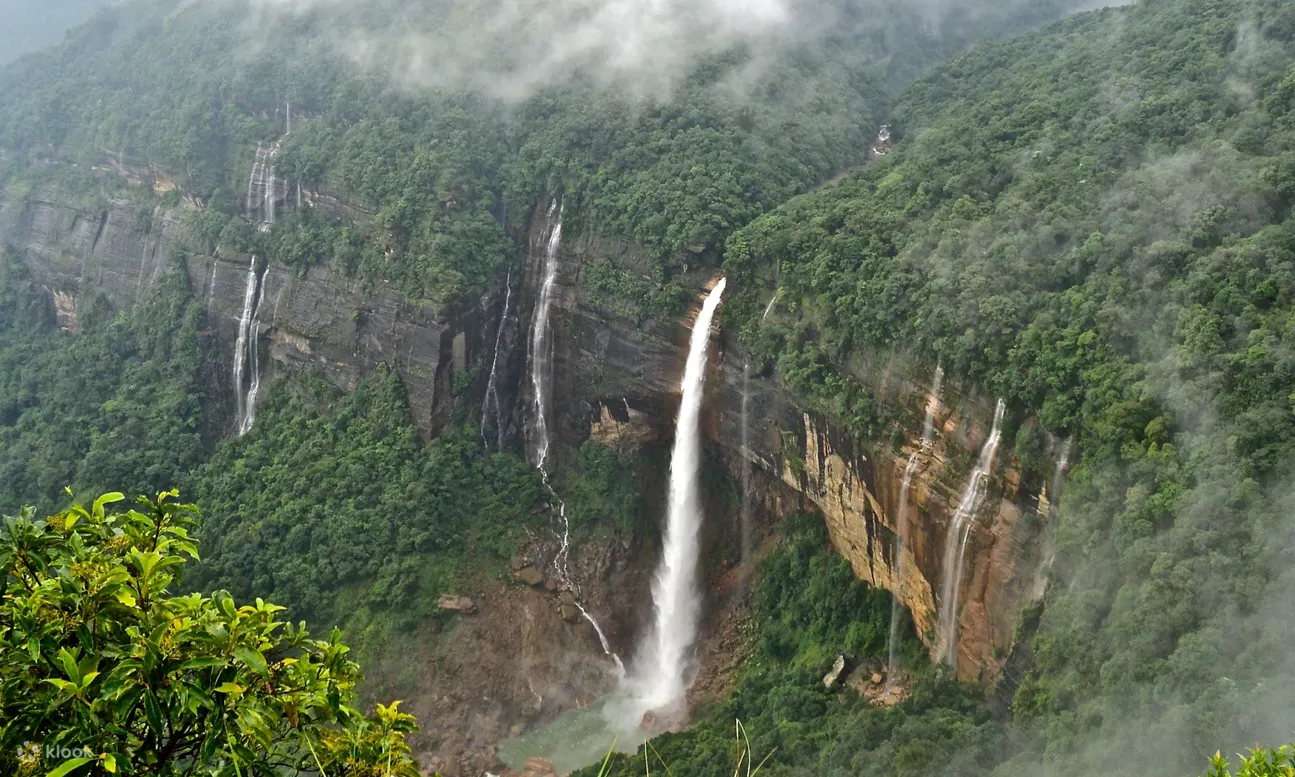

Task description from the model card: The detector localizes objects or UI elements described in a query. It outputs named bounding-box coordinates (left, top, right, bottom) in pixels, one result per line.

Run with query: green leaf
left=101, top=753, right=117, bottom=773
left=45, top=758, right=93, bottom=777
left=58, top=648, right=81, bottom=684
left=144, top=691, right=165, bottom=737
left=234, top=646, right=268, bottom=676
left=216, top=682, right=246, bottom=695
left=92, top=492, right=126, bottom=520
left=114, top=589, right=136, bottom=608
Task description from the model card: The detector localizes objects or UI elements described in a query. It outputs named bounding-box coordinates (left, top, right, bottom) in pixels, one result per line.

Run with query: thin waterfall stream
left=936, top=398, right=1006, bottom=665
left=524, top=202, right=623, bottom=673
left=888, top=366, right=942, bottom=681
left=480, top=265, right=513, bottom=450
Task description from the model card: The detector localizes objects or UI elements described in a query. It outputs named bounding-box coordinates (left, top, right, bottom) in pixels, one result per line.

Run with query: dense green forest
left=3, top=0, right=1295, bottom=774
left=721, top=0, right=1295, bottom=773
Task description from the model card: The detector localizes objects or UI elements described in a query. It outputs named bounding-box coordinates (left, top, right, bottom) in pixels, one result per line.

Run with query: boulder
left=515, top=567, right=544, bottom=586
left=436, top=594, right=477, bottom=614
left=559, top=604, right=581, bottom=623
left=823, top=653, right=851, bottom=689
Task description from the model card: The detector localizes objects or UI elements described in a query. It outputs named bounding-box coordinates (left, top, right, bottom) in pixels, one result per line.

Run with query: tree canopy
left=0, top=490, right=420, bottom=776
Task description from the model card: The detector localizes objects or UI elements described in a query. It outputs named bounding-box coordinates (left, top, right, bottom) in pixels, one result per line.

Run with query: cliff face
left=528, top=207, right=1058, bottom=684
left=0, top=187, right=475, bottom=435
left=1, top=179, right=1056, bottom=690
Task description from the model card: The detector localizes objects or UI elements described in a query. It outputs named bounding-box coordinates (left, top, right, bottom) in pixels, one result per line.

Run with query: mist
left=230, top=0, right=1124, bottom=103
left=0, top=0, right=111, bottom=65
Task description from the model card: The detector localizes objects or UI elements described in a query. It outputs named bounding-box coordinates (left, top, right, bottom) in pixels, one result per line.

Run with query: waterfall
left=633, top=278, right=727, bottom=715
left=266, top=165, right=277, bottom=226
left=1051, top=438, right=1071, bottom=512
left=285, top=101, right=291, bottom=135
left=246, top=143, right=264, bottom=221
left=936, top=397, right=1006, bottom=666
left=888, top=366, right=944, bottom=680
left=134, top=237, right=151, bottom=304
left=528, top=202, right=561, bottom=468
left=239, top=275, right=269, bottom=436
left=206, top=257, right=220, bottom=311
left=245, top=142, right=283, bottom=229
left=232, top=258, right=260, bottom=435
left=523, top=202, right=622, bottom=672
left=481, top=266, right=514, bottom=450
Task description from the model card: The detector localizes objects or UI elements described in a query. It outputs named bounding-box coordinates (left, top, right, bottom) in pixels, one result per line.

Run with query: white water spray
left=739, top=360, right=753, bottom=572
left=529, top=202, right=562, bottom=468
left=936, top=397, right=1006, bottom=666
left=633, top=278, right=727, bottom=714
left=481, top=266, right=514, bottom=449
left=232, top=258, right=260, bottom=435
left=740, top=290, right=779, bottom=573
left=888, top=366, right=943, bottom=680
left=206, top=257, right=221, bottom=311
left=239, top=275, right=269, bottom=436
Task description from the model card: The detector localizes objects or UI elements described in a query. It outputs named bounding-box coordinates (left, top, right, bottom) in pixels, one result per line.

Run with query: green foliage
left=0, top=490, right=420, bottom=776
left=1208, top=747, right=1295, bottom=777
left=584, top=514, right=996, bottom=777
left=723, top=0, right=1295, bottom=772
left=0, top=261, right=210, bottom=516
left=190, top=371, right=546, bottom=627
left=559, top=443, right=646, bottom=537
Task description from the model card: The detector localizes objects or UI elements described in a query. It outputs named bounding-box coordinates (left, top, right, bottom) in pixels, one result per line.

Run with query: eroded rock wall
left=522, top=203, right=1058, bottom=683
left=0, top=186, right=476, bottom=434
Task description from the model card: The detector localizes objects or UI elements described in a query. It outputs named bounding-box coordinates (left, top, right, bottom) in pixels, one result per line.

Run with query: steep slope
left=708, top=0, right=1295, bottom=773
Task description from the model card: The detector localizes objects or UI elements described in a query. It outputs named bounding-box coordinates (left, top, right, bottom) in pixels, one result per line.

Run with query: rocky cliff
left=5, top=173, right=1061, bottom=745
left=529, top=206, right=1061, bottom=684
left=0, top=184, right=479, bottom=436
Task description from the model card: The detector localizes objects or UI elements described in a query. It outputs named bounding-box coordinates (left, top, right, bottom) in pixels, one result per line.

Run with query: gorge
left=2, top=0, right=1295, bottom=774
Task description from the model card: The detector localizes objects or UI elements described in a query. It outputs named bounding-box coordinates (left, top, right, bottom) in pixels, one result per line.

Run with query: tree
left=1207, top=747, right=1295, bottom=777
left=0, top=490, right=421, bottom=776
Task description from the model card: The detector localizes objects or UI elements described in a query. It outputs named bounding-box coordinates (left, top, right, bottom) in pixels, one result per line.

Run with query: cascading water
left=524, top=203, right=622, bottom=673
left=481, top=266, right=514, bottom=450
left=936, top=397, right=1006, bottom=666
left=888, top=366, right=943, bottom=680
left=206, top=257, right=220, bottom=311
left=246, top=143, right=265, bottom=221
left=1051, top=439, right=1071, bottom=512
left=239, top=276, right=269, bottom=436
left=528, top=202, right=561, bottom=469
left=232, top=258, right=260, bottom=435
left=245, top=142, right=284, bottom=229
left=632, top=278, right=727, bottom=716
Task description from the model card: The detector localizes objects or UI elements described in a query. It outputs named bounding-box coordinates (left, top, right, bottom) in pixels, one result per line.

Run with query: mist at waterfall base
left=500, top=280, right=727, bottom=772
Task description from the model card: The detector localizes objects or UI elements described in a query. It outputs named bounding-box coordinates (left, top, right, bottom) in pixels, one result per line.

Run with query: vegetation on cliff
left=722, top=0, right=1295, bottom=773
left=2, top=0, right=1295, bottom=773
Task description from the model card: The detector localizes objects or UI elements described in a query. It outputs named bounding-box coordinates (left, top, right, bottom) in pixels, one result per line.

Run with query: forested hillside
left=714, top=0, right=1295, bottom=773
left=4, top=0, right=1295, bottom=774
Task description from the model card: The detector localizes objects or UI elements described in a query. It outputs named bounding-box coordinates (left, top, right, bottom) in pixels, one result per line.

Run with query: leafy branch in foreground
left=0, top=490, right=420, bottom=776
left=1208, top=747, right=1295, bottom=777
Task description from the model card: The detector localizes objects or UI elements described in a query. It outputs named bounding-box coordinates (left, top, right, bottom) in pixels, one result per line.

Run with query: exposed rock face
left=0, top=187, right=476, bottom=435
left=525, top=205, right=1056, bottom=684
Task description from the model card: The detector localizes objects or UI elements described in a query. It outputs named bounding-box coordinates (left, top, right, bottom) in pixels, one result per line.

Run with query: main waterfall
left=232, top=258, right=265, bottom=436
left=936, top=397, right=1006, bottom=665
left=632, top=277, right=727, bottom=716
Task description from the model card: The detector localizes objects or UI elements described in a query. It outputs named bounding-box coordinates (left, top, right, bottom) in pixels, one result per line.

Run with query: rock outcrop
left=525, top=205, right=1058, bottom=684
left=0, top=186, right=478, bottom=436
